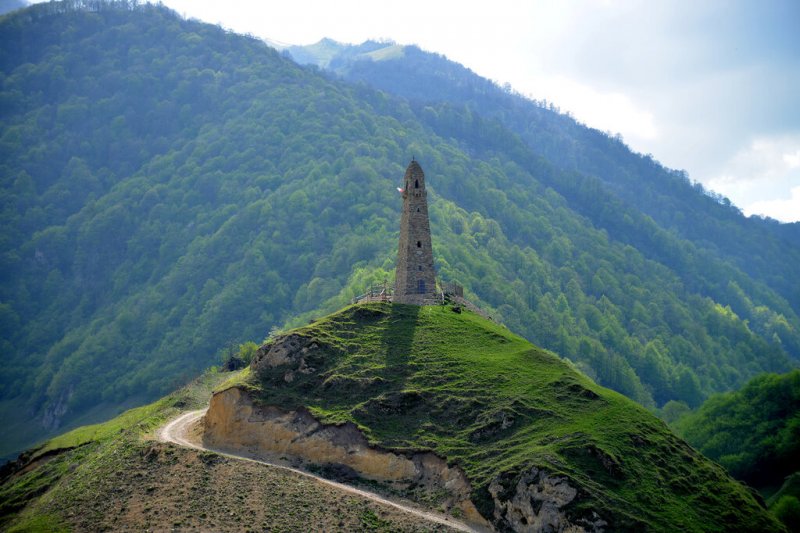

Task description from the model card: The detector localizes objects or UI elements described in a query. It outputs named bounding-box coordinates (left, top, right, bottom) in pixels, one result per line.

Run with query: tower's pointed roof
left=406, top=159, right=423, bottom=173
left=404, top=159, right=425, bottom=183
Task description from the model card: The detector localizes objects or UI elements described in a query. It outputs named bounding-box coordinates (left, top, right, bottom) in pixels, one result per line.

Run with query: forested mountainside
left=674, top=369, right=800, bottom=490
left=1, top=1, right=798, bottom=458
left=672, top=369, right=800, bottom=531
left=290, top=39, right=800, bottom=312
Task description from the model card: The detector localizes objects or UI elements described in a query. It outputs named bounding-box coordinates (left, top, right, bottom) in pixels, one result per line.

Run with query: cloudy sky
left=28, top=0, right=800, bottom=221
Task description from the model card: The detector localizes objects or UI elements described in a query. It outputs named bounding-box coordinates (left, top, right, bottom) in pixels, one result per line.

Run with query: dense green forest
left=1, top=1, right=799, bottom=458
left=672, top=370, right=800, bottom=530
left=674, top=370, right=800, bottom=490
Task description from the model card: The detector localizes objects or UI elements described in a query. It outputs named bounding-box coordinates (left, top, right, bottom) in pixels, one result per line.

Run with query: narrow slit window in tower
left=417, top=241, right=421, bottom=248
left=418, top=279, right=426, bottom=294
left=415, top=179, right=419, bottom=189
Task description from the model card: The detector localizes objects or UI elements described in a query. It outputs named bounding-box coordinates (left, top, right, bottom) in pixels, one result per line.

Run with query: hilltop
left=2, top=0, right=799, bottom=458
left=205, top=303, right=782, bottom=532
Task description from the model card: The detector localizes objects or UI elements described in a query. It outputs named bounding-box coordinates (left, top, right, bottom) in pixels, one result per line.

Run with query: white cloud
left=784, top=150, right=800, bottom=169
left=513, top=75, right=659, bottom=143
left=718, top=138, right=800, bottom=184
left=707, top=135, right=800, bottom=221
left=745, top=186, right=800, bottom=222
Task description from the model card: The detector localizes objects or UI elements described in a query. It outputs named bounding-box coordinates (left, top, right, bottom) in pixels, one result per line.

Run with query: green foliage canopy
left=675, top=370, right=800, bottom=488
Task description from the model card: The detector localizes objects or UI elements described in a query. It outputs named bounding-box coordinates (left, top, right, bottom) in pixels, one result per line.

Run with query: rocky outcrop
left=42, top=384, right=74, bottom=430
left=203, top=386, right=489, bottom=527
left=488, top=467, right=606, bottom=532
left=250, top=333, right=322, bottom=383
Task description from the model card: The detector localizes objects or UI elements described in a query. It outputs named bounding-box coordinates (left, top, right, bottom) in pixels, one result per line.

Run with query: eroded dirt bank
left=203, top=386, right=489, bottom=527
left=202, top=386, right=609, bottom=533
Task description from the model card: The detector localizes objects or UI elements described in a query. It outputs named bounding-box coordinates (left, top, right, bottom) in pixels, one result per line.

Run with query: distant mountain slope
left=1, top=1, right=798, bottom=458
left=288, top=40, right=800, bottom=318
left=213, top=303, right=784, bottom=532
left=0, top=0, right=26, bottom=16
left=671, top=369, right=800, bottom=531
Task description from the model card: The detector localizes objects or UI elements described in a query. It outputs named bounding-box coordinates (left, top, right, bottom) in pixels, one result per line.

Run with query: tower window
left=418, top=265, right=422, bottom=271
left=415, top=179, right=419, bottom=189
left=416, top=241, right=421, bottom=248
left=417, top=279, right=426, bottom=293
left=416, top=207, right=420, bottom=212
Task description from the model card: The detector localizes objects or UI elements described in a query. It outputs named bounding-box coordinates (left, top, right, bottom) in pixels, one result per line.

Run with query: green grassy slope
left=0, top=371, right=226, bottom=531
left=243, top=303, right=783, bottom=532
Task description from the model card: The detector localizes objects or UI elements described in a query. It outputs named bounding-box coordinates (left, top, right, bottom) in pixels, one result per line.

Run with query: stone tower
left=395, top=159, right=437, bottom=305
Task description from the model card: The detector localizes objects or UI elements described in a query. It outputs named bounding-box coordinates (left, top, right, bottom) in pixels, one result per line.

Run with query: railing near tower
left=352, top=281, right=394, bottom=304
left=439, top=282, right=463, bottom=298
left=438, top=282, right=493, bottom=320
left=352, top=280, right=493, bottom=321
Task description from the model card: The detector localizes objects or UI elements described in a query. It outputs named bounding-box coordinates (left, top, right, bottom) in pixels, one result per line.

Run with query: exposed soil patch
left=60, top=442, right=462, bottom=532
left=202, top=387, right=488, bottom=529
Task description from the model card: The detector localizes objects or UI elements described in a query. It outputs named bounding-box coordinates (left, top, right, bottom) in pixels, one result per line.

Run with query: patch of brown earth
left=48, top=442, right=461, bottom=532
left=204, top=386, right=489, bottom=528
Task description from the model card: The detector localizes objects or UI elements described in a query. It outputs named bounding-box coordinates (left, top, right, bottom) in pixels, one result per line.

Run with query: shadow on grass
left=379, top=304, right=419, bottom=386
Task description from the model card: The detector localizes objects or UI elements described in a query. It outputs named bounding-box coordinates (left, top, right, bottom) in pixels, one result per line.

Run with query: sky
left=28, top=0, right=800, bottom=222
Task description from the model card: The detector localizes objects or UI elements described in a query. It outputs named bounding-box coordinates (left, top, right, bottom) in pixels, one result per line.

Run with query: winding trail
left=157, top=409, right=478, bottom=532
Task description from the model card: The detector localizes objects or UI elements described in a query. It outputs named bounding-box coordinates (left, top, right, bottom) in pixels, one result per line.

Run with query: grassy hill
left=2, top=0, right=799, bottom=459
left=2, top=302, right=784, bottom=531
left=231, top=303, right=782, bottom=532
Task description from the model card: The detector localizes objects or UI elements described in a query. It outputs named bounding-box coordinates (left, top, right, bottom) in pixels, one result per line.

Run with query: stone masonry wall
left=395, top=160, right=437, bottom=305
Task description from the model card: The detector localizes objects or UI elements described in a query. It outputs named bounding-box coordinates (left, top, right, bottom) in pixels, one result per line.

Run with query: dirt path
left=157, top=409, right=479, bottom=532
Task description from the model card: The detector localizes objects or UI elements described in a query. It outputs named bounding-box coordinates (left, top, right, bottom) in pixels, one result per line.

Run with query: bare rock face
left=203, top=387, right=489, bottom=527
left=250, top=334, right=321, bottom=383
left=42, top=384, right=74, bottom=430
left=488, top=467, right=606, bottom=532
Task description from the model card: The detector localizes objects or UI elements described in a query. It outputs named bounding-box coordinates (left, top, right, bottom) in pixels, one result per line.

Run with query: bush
left=771, top=495, right=800, bottom=532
